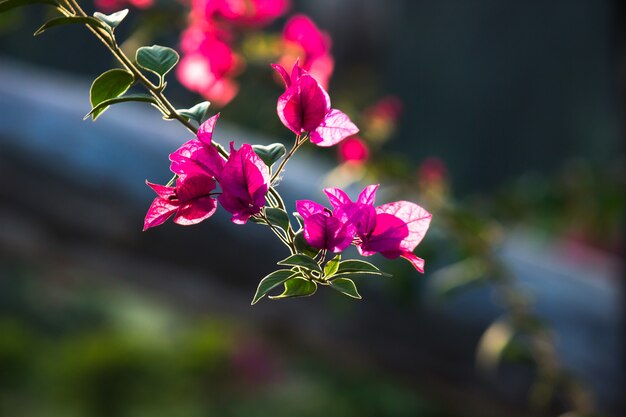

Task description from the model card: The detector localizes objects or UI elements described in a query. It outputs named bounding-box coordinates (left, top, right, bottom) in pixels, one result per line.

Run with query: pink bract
left=169, top=114, right=226, bottom=178
left=296, top=200, right=353, bottom=252
left=143, top=175, right=218, bottom=231
left=273, top=61, right=358, bottom=146
left=338, top=136, right=370, bottom=163
left=218, top=142, right=270, bottom=224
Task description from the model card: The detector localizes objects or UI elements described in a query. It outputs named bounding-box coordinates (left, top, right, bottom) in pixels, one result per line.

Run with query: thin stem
left=270, top=133, right=309, bottom=184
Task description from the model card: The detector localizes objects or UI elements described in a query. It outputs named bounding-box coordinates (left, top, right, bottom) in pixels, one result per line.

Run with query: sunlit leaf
left=251, top=269, right=298, bottom=305
left=269, top=277, right=317, bottom=299
left=336, top=259, right=390, bottom=276
left=84, top=94, right=157, bottom=120
left=93, top=9, right=128, bottom=30
left=136, top=45, right=179, bottom=79
left=329, top=277, right=361, bottom=299
left=34, top=16, right=106, bottom=36
left=252, top=143, right=286, bottom=168
left=176, top=101, right=211, bottom=124
left=89, top=69, right=134, bottom=120
left=277, top=254, right=321, bottom=273
left=265, top=207, right=290, bottom=232
left=323, top=254, right=341, bottom=277
left=293, top=231, right=318, bottom=258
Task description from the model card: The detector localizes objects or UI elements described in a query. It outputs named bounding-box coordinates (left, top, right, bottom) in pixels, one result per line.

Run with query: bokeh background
left=0, top=1, right=623, bottom=416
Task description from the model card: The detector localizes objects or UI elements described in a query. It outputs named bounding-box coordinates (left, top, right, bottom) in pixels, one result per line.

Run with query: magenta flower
left=295, top=200, right=353, bottom=252
left=143, top=175, right=218, bottom=231
left=218, top=142, right=270, bottom=224
left=170, top=113, right=226, bottom=178
left=324, top=185, right=432, bottom=272
left=338, top=136, right=370, bottom=163
left=272, top=61, right=358, bottom=147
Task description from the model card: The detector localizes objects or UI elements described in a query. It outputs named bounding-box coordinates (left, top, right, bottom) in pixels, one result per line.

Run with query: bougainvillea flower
left=272, top=61, right=358, bottom=146
left=358, top=201, right=432, bottom=272
left=218, top=142, right=270, bottom=224
left=295, top=200, right=353, bottom=252
left=143, top=175, right=218, bottom=231
left=325, top=185, right=378, bottom=237
left=338, top=136, right=370, bottom=163
left=323, top=185, right=431, bottom=272
left=170, top=113, right=227, bottom=178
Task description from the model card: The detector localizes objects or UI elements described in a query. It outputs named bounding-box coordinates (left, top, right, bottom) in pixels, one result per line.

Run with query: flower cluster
left=144, top=114, right=270, bottom=230
left=297, top=185, right=432, bottom=272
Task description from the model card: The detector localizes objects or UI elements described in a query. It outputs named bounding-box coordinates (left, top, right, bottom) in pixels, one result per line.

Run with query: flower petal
left=277, top=74, right=329, bottom=134
left=173, top=196, right=217, bottom=225
left=146, top=180, right=176, bottom=199
left=295, top=199, right=327, bottom=219
left=169, top=139, right=225, bottom=178
left=323, top=187, right=352, bottom=209
left=310, top=109, right=359, bottom=147
left=357, top=184, right=379, bottom=205
left=271, top=63, right=291, bottom=87
left=143, top=197, right=178, bottom=231
left=375, top=201, right=431, bottom=251
left=197, top=113, right=220, bottom=146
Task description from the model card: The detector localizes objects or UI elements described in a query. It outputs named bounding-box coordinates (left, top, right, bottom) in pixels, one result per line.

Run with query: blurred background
left=0, top=0, right=623, bottom=416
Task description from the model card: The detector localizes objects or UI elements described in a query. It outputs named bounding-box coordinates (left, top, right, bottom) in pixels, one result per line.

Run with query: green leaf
left=176, top=101, right=211, bottom=124
left=329, top=278, right=361, bottom=299
left=265, top=207, right=290, bottom=232
left=34, top=16, right=106, bottom=36
left=269, top=277, right=317, bottom=300
left=136, top=45, right=179, bottom=80
left=0, top=0, right=57, bottom=12
left=277, top=254, right=321, bottom=273
left=337, top=259, right=390, bottom=276
left=84, top=94, right=157, bottom=120
left=93, top=9, right=128, bottom=30
left=293, top=231, right=318, bottom=258
left=89, top=69, right=134, bottom=120
left=323, top=254, right=341, bottom=277
left=251, top=269, right=298, bottom=305
left=252, top=143, right=286, bottom=168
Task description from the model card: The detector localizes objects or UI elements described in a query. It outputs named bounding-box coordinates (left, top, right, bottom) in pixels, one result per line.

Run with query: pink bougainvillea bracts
left=338, top=136, right=370, bottom=163
left=143, top=175, right=218, bottom=231
left=295, top=200, right=353, bottom=252
left=272, top=61, right=358, bottom=146
left=297, top=185, right=432, bottom=272
left=218, top=142, right=270, bottom=224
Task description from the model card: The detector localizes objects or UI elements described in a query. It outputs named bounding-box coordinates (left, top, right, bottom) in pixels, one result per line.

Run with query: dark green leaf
left=251, top=269, right=298, bottom=305
left=89, top=69, right=134, bottom=120
left=265, top=207, right=290, bottom=232
left=176, top=101, right=210, bottom=124
left=34, top=16, right=106, bottom=36
left=93, top=9, right=128, bottom=29
left=136, top=45, right=179, bottom=79
left=84, top=94, right=157, bottom=120
left=252, top=143, right=286, bottom=168
left=269, top=277, right=317, bottom=299
left=1, top=0, right=57, bottom=12
left=293, top=231, right=318, bottom=258
left=323, top=254, right=341, bottom=277
left=337, top=259, right=390, bottom=276
left=277, top=254, right=321, bottom=273
left=329, top=278, right=361, bottom=299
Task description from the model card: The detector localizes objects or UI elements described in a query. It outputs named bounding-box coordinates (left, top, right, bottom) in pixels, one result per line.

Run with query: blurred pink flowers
left=273, top=61, right=358, bottom=146
left=296, top=200, right=353, bottom=252
left=338, top=136, right=369, bottom=163
left=95, top=0, right=153, bottom=13
left=280, top=14, right=334, bottom=89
